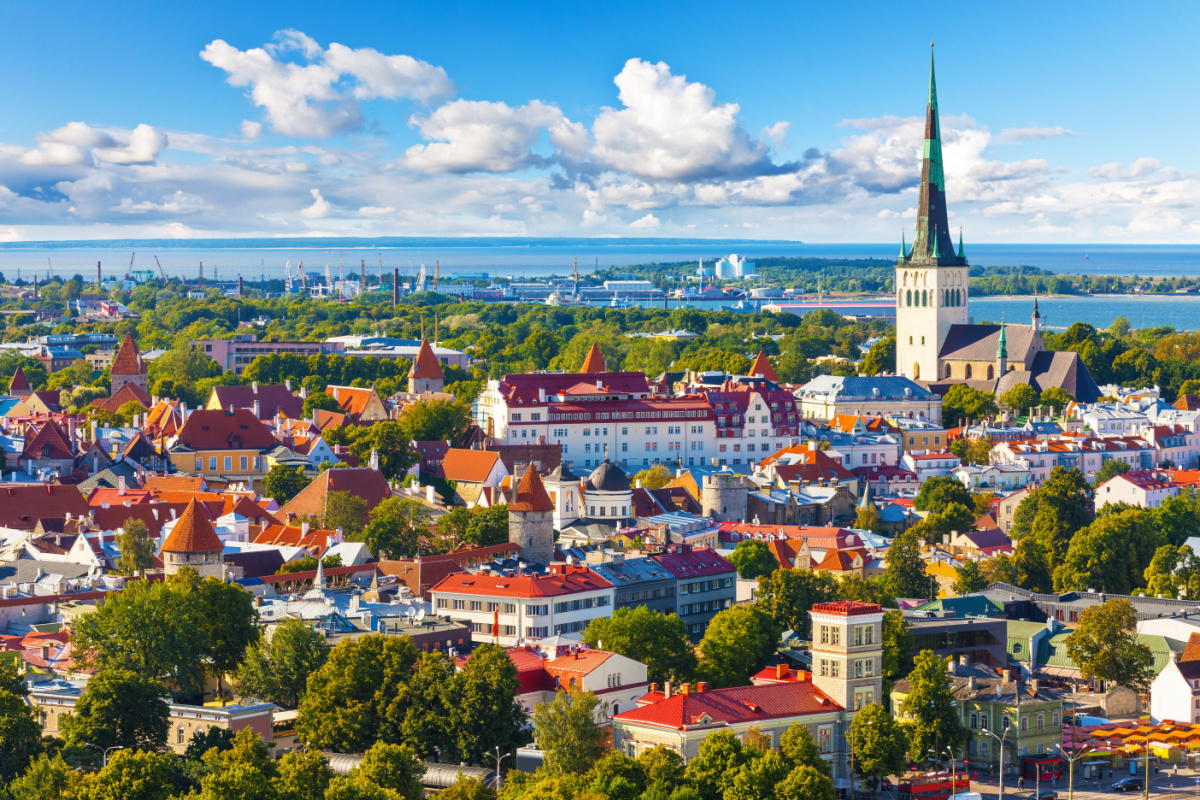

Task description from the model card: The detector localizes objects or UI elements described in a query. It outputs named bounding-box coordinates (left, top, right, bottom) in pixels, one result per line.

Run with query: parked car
left=1029, top=792, right=1057, bottom=800
left=1112, top=778, right=1144, bottom=792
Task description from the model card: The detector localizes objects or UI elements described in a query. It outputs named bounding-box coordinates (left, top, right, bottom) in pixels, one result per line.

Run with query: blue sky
left=0, top=0, right=1197, bottom=242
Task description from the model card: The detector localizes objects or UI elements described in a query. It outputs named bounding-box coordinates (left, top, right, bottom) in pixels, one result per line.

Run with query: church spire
left=900, top=229, right=908, bottom=260
left=997, top=322, right=1008, bottom=359
left=958, top=228, right=965, bottom=258
left=905, top=46, right=964, bottom=267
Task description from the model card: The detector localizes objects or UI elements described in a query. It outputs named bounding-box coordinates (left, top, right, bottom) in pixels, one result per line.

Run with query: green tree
left=325, top=490, right=370, bottom=539
left=1039, top=386, right=1074, bottom=413
left=62, top=669, right=169, bottom=751
left=87, top=749, right=180, bottom=800
left=861, top=336, right=896, bottom=376
left=463, top=503, right=510, bottom=547
left=196, top=763, right=277, bottom=800
left=115, top=400, right=146, bottom=426
left=434, top=506, right=470, bottom=544
left=982, top=553, right=1019, bottom=586
left=780, top=722, right=830, bottom=776
left=1054, top=508, right=1163, bottom=595
left=448, top=643, right=525, bottom=764
left=302, top=391, right=342, bottom=418
left=727, top=540, right=778, bottom=580
left=0, top=677, right=41, bottom=780
left=363, top=497, right=433, bottom=558
left=1095, top=459, right=1132, bottom=485
left=885, top=529, right=932, bottom=600
left=637, top=746, right=685, bottom=790
left=849, top=702, right=908, bottom=790
left=1144, top=545, right=1187, bottom=599
left=350, top=742, right=425, bottom=800
left=913, top=475, right=973, bottom=513
left=397, top=398, right=473, bottom=444
left=186, top=575, right=259, bottom=697
left=633, top=464, right=673, bottom=490
left=898, top=651, right=967, bottom=761
left=1010, top=466, right=1092, bottom=572
left=697, top=605, right=780, bottom=688
left=727, top=750, right=790, bottom=800
left=755, top=568, right=836, bottom=638
left=277, top=554, right=343, bottom=574
left=951, top=559, right=988, bottom=595
left=436, top=776, right=495, bottom=800
left=186, top=726, right=237, bottom=760
left=1064, top=598, right=1154, bottom=692
left=6, top=753, right=89, bottom=800
left=582, top=606, right=697, bottom=684
left=296, top=634, right=420, bottom=752
left=71, top=578, right=210, bottom=696
left=855, top=501, right=882, bottom=534
left=1153, top=489, right=1200, bottom=547
left=264, top=464, right=309, bottom=504
left=775, top=766, right=836, bottom=800
left=880, top=609, right=916, bottom=692
left=115, top=517, right=155, bottom=575
left=533, top=690, right=606, bottom=776
left=274, top=750, right=335, bottom=800
left=999, top=383, right=1039, bottom=414
left=940, top=384, right=997, bottom=427
left=683, top=730, right=750, bottom=800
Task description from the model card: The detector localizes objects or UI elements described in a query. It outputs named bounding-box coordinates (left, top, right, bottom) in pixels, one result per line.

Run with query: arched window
left=945, top=364, right=952, bottom=378
left=921, top=336, right=925, bottom=345
left=1020, top=715, right=1029, bottom=732
left=944, top=289, right=950, bottom=306
left=1002, top=715, right=1011, bottom=730
left=965, top=364, right=973, bottom=379
left=987, top=365, right=995, bottom=380
left=922, top=290, right=928, bottom=307
left=958, top=289, right=964, bottom=306
left=913, top=363, right=920, bottom=379
left=970, top=712, right=978, bottom=728
left=906, top=290, right=912, bottom=306
left=980, top=714, right=989, bottom=731
left=904, top=272, right=909, bottom=286
left=1052, top=711, right=1060, bottom=727
left=569, top=677, right=577, bottom=690
left=1037, top=713, right=1045, bottom=730
left=613, top=701, right=620, bottom=717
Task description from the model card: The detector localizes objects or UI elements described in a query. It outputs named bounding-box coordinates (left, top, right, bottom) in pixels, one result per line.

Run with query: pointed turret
left=958, top=228, right=965, bottom=258
left=1032, top=293, right=1041, bottom=332
left=8, top=366, right=31, bottom=397
left=904, top=48, right=966, bottom=267
left=996, top=322, right=1009, bottom=377
left=161, top=499, right=224, bottom=578
left=408, top=338, right=445, bottom=394
left=313, top=556, right=327, bottom=589
left=580, top=342, right=606, bottom=373
left=900, top=229, right=908, bottom=260
left=111, top=331, right=149, bottom=395
left=749, top=351, right=779, bottom=382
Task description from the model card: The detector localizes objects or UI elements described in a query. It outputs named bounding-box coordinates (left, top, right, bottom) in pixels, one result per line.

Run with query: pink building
left=190, top=334, right=344, bottom=375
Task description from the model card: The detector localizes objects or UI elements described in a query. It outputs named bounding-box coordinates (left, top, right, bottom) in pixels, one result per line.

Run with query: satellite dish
left=405, top=605, right=416, bottom=619
left=415, top=608, right=426, bottom=622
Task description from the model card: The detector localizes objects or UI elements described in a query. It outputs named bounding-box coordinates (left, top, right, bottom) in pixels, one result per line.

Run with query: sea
left=3, top=238, right=1200, bottom=330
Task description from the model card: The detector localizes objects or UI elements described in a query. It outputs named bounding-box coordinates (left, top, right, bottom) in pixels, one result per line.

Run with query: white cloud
left=358, top=205, right=395, bottom=216
left=20, top=143, right=87, bottom=166
left=994, top=126, right=1080, bottom=145
left=405, top=100, right=580, bottom=173
left=591, top=58, right=775, bottom=181
left=284, top=161, right=309, bottom=172
left=94, top=124, right=168, bottom=165
left=41, top=122, right=117, bottom=148
left=201, top=30, right=453, bottom=138
left=300, top=188, right=332, bottom=218
left=241, top=120, right=263, bottom=140
left=629, top=213, right=661, bottom=230
left=762, top=121, right=791, bottom=148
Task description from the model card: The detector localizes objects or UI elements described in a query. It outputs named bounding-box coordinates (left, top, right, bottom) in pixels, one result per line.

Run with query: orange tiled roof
left=409, top=338, right=444, bottom=379
left=580, top=342, right=606, bottom=373
left=111, top=332, right=147, bottom=376
left=749, top=351, right=778, bottom=382
left=161, top=498, right=224, bottom=554
left=326, top=386, right=378, bottom=417
left=438, top=449, right=502, bottom=484
left=510, top=466, right=554, bottom=512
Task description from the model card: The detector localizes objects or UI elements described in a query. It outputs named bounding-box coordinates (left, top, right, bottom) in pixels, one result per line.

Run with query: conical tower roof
left=749, top=351, right=779, bottom=382
left=580, top=342, right=606, bottom=373
left=408, top=338, right=444, bottom=380
left=900, top=47, right=967, bottom=268
left=161, top=499, right=224, bottom=554
left=111, top=332, right=147, bottom=376
left=8, top=366, right=31, bottom=394
left=510, top=466, right=554, bottom=512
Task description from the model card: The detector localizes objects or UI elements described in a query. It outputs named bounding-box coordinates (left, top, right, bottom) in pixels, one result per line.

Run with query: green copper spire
left=900, top=229, right=908, bottom=259
left=899, top=46, right=965, bottom=268
left=997, top=322, right=1008, bottom=359
left=958, top=228, right=965, bottom=258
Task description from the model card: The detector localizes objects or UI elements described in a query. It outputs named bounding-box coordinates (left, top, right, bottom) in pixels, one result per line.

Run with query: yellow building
left=166, top=407, right=278, bottom=486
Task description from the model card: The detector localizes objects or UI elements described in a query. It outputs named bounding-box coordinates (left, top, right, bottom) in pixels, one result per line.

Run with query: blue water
left=971, top=294, right=1200, bottom=332
left=1, top=239, right=1199, bottom=281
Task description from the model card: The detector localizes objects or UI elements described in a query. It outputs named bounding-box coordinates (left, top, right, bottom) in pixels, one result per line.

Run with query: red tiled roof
left=8, top=366, right=31, bottom=393
left=279, top=468, right=392, bottom=521
left=545, top=650, right=614, bottom=674
left=111, top=332, right=147, bottom=376
left=0, top=484, right=89, bottom=530
left=142, top=476, right=205, bottom=493
left=429, top=566, right=612, bottom=598
left=650, top=549, right=735, bottom=578
left=438, top=449, right=502, bottom=484
left=812, top=548, right=864, bottom=573
left=161, top=499, right=225, bottom=554
left=409, top=339, right=444, bottom=379
left=614, top=680, right=841, bottom=729
left=510, top=466, right=553, bottom=512
left=176, top=408, right=277, bottom=451
left=749, top=351, right=778, bottom=382
left=91, top=502, right=193, bottom=537
left=326, top=386, right=380, bottom=418
left=1181, top=633, right=1200, bottom=663
left=92, top=383, right=152, bottom=414
left=580, top=342, right=606, bottom=373
left=210, top=384, right=303, bottom=420
left=23, top=419, right=74, bottom=460
left=811, top=600, right=882, bottom=616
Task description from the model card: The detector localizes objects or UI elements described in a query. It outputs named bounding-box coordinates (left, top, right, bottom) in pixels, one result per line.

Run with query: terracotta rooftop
left=614, top=680, right=841, bottom=730
left=161, top=499, right=225, bottom=554
left=279, top=467, right=392, bottom=522
left=175, top=408, right=277, bottom=451
left=8, top=366, right=31, bottom=394
left=749, top=351, right=779, bottom=382
left=409, top=338, right=445, bottom=380
left=429, top=566, right=612, bottom=598
left=437, top=449, right=502, bottom=484
left=580, top=342, right=606, bottom=373
left=111, top=332, right=147, bottom=376
left=210, top=384, right=303, bottom=420
left=510, top=466, right=554, bottom=512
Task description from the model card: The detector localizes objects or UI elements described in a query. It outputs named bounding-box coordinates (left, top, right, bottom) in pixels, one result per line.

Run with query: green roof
left=1040, top=630, right=1184, bottom=675
left=912, top=596, right=1004, bottom=617
left=1006, top=620, right=1047, bottom=662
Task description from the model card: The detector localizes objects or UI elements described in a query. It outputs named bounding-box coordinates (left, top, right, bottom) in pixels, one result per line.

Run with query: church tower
left=896, top=48, right=969, bottom=382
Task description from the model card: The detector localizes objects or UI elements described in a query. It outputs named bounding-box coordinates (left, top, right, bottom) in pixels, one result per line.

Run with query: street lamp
left=943, top=747, right=961, bottom=800
left=487, top=746, right=510, bottom=791
left=1052, top=741, right=1094, bottom=800
left=83, top=743, right=124, bottom=768
left=981, top=726, right=1013, bottom=800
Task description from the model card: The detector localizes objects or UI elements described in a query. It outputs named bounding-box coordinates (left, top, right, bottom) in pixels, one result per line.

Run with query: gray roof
left=797, top=375, right=938, bottom=401
left=980, top=581, right=1200, bottom=619
left=77, top=462, right=140, bottom=491
left=0, top=559, right=94, bottom=583
left=586, top=459, right=630, bottom=492
left=589, top=555, right=677, bottom=586
left=939, top=323, right=1041, bottom=363
left=995, top=351, right=1102, bottom=403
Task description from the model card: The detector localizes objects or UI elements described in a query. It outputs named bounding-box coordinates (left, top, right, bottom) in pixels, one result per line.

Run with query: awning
left=1036, top=665, right=1080, bottom=677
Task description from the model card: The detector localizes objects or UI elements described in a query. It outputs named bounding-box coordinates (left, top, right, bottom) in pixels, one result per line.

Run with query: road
left=963, top=769, right=1200, bottom=800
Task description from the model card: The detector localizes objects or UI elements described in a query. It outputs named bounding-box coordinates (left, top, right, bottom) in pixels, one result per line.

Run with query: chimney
left=650, top=682, right=658, bottom=695
left=252, top=381, right=258, bottom=394
left=118, top=476, right=126, bottom=496
left=1030, top=679, right=1040, bottom=694
left=1002, top=669, right=1012, bottom=682
left=680, top=683, right=690, bottom=696
left=776, top=663, right=789, bottom=679
left=40, top=644, right=52, bottom=661
left=301, top=522, right=310, bottom=536
left=370, top=447, right=380, bottom=472
left=426, top=485, right=435, bottom=504
left=253, top=399, right=261, bottom=418
left=696, top=682, right=708, bottom=693
left=664, top=680, right=672, bottom=698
